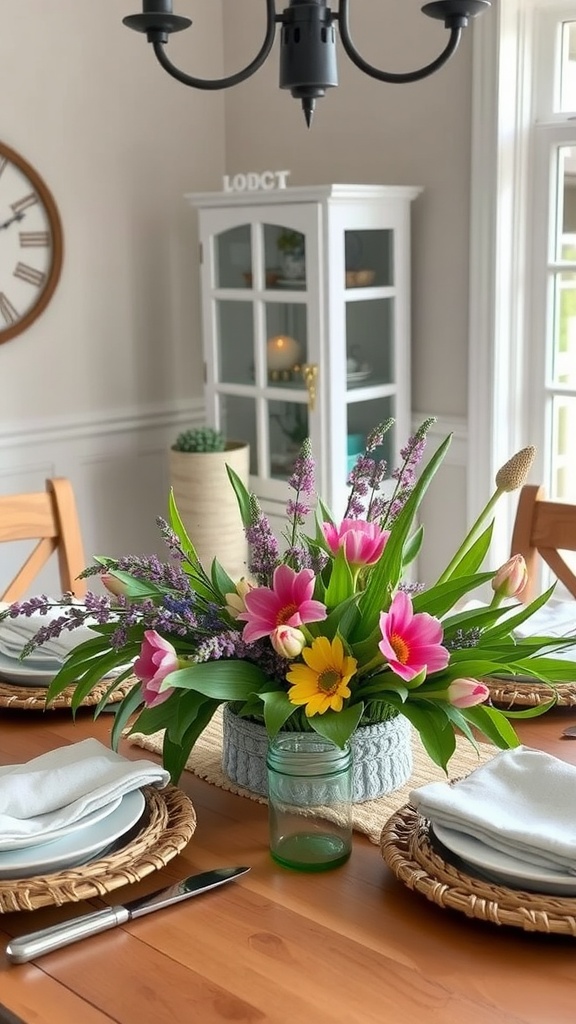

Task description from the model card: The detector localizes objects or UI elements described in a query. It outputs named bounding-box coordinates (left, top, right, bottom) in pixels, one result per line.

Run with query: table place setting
left=381, top=744, right=576, bottom=936
left=0, top=603, right=134, bottom=710
left=0, top=740, right=197, bottom=914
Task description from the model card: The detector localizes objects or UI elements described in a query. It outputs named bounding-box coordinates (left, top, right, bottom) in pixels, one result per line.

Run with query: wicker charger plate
left=0, top=676, right=134, bottom=710
left=0, top=784, right=196, bottom=913
left=380, top=804, right=576, bottom=937
left=485, top=677, right=576, bottom=708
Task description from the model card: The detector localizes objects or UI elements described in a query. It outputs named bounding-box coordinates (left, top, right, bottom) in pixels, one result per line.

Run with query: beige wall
left=0, top=0, right=226, bottom=423
left=222, top=1, right=473, bottom=420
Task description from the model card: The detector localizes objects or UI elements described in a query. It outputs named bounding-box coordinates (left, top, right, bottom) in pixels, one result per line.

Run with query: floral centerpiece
left=4, top=419, right=576, bottom=785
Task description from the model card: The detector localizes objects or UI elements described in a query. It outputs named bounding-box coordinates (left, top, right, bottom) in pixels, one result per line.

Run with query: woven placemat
left=0, top=676, right=134, bottom=711
left=128, top=708, right=497, bottom=845
left=0, top=784, right=196, bottom=913
left=486, top=678, right=576, bottom=708
left=380, top=803, right=576, bottom=936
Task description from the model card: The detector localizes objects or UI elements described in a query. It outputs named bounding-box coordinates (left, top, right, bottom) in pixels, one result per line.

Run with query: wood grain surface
left=1, top=707, right=576, bottom=1024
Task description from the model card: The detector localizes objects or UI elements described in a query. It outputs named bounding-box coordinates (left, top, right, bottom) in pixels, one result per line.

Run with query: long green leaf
left=226, top=465, right=252, bottom=527
left=111, top=682, right=146, bottom=750
left=324, top=548, right=354, bottom=608
left=260, top=690, right=298, bottom=737
left=160, top=659, right=269, bottom=700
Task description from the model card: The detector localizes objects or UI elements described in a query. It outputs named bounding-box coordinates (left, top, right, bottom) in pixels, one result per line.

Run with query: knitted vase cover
left=221, top=704, right=413, bottom=803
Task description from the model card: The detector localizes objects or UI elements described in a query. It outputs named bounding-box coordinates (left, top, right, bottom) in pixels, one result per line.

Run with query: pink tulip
left=134, top=629, right=179, bottom=707
left=322, top=518, right=390, bottom=568
left=378, top=591, right=450, bottom=682
left=492, top=555, right=528, bottom=600
left=447, top=678, right=490, bottom=708
left=238, top=564, right=327, bottom=643
left=270, top=625, right=306, bottom=658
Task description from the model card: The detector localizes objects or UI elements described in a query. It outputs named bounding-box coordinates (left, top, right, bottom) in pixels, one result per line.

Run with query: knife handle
left=6, top=905, right=130, bottom=964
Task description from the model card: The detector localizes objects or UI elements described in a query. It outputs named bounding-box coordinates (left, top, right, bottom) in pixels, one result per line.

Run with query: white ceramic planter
left=169, top=442, right=250, bottom=580
left=221, top=704, right=413, bottom=803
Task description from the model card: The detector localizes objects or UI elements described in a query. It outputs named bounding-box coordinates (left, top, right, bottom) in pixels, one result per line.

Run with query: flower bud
left=448, top=678, right=490, bottom=709
left=225, top=577, right=257, bottom=619
left=271, top=625, right=306, bottom=659
left=101, top=573, right=127, bottom=597
left=492, top=554, right=528, bottom=600
left=495, top=446, right=536, bottom=492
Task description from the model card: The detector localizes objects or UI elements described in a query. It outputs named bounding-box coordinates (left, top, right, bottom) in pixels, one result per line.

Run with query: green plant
left=276, top=229, right=305, bottom=254
left=172, top=427, right=225, bottom=453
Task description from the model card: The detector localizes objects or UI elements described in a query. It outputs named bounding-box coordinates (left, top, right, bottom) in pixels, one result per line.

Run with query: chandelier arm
left=337, top=0, right=462, bottom=84
left=150, top=0, right=278, bottom=91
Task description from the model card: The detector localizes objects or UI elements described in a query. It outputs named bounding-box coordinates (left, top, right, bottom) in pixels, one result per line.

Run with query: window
left=469, top=0, right=576, bottom=568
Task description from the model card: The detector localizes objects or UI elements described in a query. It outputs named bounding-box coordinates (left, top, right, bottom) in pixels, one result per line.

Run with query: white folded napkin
left=0, top=605, right=99, bottom=663
left=0, top=739, right=169, bottom=842
left=410, top=746, right=576, bottom=875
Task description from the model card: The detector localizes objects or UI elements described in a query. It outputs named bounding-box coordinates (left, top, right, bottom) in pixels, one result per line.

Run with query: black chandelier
left=123, top=0, right=490, bottom=127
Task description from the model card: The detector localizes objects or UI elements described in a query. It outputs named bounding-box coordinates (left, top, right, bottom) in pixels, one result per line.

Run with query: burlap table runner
left=128, top=708, right=497, bottom=844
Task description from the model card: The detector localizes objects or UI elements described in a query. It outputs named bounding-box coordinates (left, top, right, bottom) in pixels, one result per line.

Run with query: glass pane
left=552, top=271, right=576, bottom=385
left=552, top=396, right=576, bottom=500
left=344, top=230, right=393, bottom=288
left=269, top=400, right=309, bottom=479
left=265, top=302, right=308, bottom=386
left=263, top=224, right=306, bottom=290
left=346, top=298, right=394, bottom=388
left=346, top=398, right=395, bottom=483
left=554, top=147, right=576, bottom=260
left=560, top=22, right=576, bottom=112
left=215, top=226, right=251, bottom=289
left=216, top=300, right=254, bottom=384
left=216, top=394, right=257, bottom=476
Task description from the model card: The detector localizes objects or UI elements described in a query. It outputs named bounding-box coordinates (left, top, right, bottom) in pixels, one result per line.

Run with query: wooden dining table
left=1, top=706, right=576, bottom=1024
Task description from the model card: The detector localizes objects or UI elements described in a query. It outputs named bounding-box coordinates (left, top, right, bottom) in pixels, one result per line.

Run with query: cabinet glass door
left=207, top=212, right=317, bottom=498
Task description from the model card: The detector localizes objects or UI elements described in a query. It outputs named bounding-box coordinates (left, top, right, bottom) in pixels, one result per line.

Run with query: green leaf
left=324, top=548, right=354, bottom=608
left=160, top=659, right=269, bottom=700
left=481, top=585, right=557, bottom=641
left=110, top=681, right=146, bottom=750
left=392, top=699, right=456, bottom=771
left=226, top=465, right=252, bottom=528
left=164, top=699, right=222, bottom=783
left=448, top=522, right=494, bottom=577
left=412, top=572, right=494, bottom=618
left=260, top=690, right=298, bottom=737
left=308, top=702, right=365, bottom=749
left=210, top=559, right=236, bottom=600
left=458, top=703, right=520, bottom=749
left=402, top=526, right=424, bottom=567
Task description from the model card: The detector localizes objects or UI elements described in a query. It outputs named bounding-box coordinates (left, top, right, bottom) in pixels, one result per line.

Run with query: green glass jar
left=266, top=733, right=353, bottom=871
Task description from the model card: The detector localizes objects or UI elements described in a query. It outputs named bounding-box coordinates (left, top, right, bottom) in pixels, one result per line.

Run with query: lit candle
left=266, top=334, right=302, bottom=371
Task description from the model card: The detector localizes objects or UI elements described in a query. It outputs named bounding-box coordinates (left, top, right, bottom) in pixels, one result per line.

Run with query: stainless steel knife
left=5, top=866, right=250, bottom=964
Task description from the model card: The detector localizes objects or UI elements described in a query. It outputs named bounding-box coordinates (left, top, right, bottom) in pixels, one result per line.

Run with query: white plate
left=0, top=793, right=123, bottom=852
left=347, top=369, right=372, bottom=385
left=0, top=789, right=146, bottom=879
left=0, top=650, right=59, bottom=686
left=432, top=823, right=576, bottom=896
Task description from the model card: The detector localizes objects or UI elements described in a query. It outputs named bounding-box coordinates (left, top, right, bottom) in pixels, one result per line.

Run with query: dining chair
left=0, top=478, right=87, bottom=601
left=510, top=484, right=576, bottom=603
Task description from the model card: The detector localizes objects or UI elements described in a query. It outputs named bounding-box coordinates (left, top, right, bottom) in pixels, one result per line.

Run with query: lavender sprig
left=245, top=495, right=280, bottom=585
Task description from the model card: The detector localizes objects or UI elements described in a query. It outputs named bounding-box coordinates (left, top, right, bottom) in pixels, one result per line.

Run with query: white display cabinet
left=185, top=184, right=421, bottom=534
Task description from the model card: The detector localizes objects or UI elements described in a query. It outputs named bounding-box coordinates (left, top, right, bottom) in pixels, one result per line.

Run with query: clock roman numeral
left=0, top=157, right=7, bottom=180
left=0, top=293, right=18, bottom=324
left=10, top=193, right=38, bottom=214
left=13, top=262, right=46, bottom=287
left=19, top=231, right=50, bottom=247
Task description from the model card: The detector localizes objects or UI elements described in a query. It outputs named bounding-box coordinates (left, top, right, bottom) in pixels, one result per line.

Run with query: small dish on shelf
left=345, top=269, right=376, bottom=288
left=347, top=369, right=372, bottom=386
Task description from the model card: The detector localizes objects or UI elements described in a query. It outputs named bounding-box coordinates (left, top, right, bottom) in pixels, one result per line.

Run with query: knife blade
left=5, top=866, right=250, bottom=964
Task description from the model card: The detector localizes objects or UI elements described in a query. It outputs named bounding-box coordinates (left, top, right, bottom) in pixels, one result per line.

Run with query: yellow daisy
left=286, top=635, right=357, bottom=716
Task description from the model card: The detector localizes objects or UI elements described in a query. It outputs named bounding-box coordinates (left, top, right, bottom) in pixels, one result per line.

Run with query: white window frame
left=469, top=0, right=576, bottom=565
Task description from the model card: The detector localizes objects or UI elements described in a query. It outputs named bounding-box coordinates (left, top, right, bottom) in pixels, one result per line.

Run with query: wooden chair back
left=510, top=484, right=576, bottom=603
left=0, top=478, right=87, bottom=602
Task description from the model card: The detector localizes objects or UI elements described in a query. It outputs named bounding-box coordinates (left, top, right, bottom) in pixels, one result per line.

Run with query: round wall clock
left=0, top=142, right=63, bottom=345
